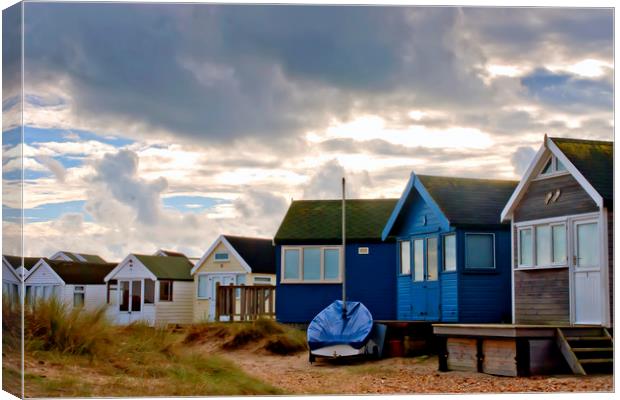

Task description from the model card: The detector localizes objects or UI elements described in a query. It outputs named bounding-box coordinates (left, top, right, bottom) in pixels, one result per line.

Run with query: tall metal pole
left=342, top=177, right=347, bottom=318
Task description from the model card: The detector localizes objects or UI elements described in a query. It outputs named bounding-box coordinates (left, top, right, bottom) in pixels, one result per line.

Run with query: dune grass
left=3, top=300, right=282, bottom=397
left=184, top=318, right=308, bottom=355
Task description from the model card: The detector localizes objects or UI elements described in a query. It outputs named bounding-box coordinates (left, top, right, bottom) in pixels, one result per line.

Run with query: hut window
left=107, top=280, right=117, bottom=304
left=214, top=252, right=229, bottom=262
left=254, top=276, right=271, bottom=284
left=519, top=228, right=533, bottom=266
left=465, top=233, right=495, bottom=269
left=159, top=280, right=173, bottom=301
left=324, top=249, right=340, bottom=280
left=197, top=275, right=208, bottom=298
left=73, top=286, right=85, bottom=308
left=144, top=280, right=155, bottom=304
left=539, top=155, right=568, bottom=177
left=426, top=237, right=438, bottom=280
left=413, top=239, right=424, bottom=281
left=519, top=223, right=566, bottom=268
left=283, top=249, right=301, bottom=280
left=552, top=224, right=567, bottom=263
left=303, top=248, right=321, bottom=280
left=281, top=246, right=342, bottom=283
left=399, top=241, right=411, bottom=275
left=443, top=234, right=456, bottom=272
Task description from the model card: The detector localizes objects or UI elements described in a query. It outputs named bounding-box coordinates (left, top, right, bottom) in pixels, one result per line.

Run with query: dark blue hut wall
left=275, top=242, right=396, bottom=323
left=456, top=228, right=512, bottom=323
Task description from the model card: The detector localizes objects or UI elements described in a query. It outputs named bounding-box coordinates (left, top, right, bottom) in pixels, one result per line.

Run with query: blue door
left=411, top=236, right=441, bottom=321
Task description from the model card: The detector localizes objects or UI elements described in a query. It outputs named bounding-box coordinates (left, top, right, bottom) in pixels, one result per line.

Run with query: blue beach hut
left=382, top=173, right=518, bottom=323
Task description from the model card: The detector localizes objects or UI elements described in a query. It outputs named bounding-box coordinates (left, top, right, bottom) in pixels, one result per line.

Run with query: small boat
left=307, top=300, right=386, bottom=362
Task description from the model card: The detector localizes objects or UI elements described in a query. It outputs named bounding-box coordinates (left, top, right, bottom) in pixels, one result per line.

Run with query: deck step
left=565, top=336, right=610, bottom=341
left=579, top=358, right=614, bottom=364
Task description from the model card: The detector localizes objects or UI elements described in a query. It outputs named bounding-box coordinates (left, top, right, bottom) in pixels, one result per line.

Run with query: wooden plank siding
left=155, top=281, right=194, bottom=325
left=514, top=174, right=598, bottom=222
left=514, top=268, right=570, bottom=324
left=482, top=339, right=518, bottom=376
left=446, top=338, right=477, bottom=371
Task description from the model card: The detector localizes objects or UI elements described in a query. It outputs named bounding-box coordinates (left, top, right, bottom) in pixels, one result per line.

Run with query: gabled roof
left=133, top=254, right=193, bottom=281
left=550, top=137, right=613, bottom=203
left=222, top=235, right=275, bottom=274
left=274, top=199, right=398, bottom=244
left=51, top=251, right=107, bottom=264
left=383, top=173, right=517, bottom=239
left=154, top=249, right=190, bottom=259
left=501, top=136, right=613, bottom=221
left=42, top=259, right=116, bottom=285
left=3, top=255, right=41, bottom=271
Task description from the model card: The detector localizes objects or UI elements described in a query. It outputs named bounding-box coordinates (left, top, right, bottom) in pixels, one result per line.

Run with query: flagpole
left=342, top=177, right=346, bottom=318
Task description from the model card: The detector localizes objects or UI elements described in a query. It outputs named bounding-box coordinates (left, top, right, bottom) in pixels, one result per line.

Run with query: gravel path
left=214, top=349, right=613, bottom=394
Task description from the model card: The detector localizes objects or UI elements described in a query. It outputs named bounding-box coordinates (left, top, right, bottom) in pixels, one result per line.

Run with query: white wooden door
left=207, top=275, right=236, bottom=321
left=572, top=219, right=602, bottom=325
left=118, top=280, right=143, bottom=324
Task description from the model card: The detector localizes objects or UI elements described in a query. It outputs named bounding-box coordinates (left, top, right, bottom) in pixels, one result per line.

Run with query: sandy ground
left=208, top=347, right=613, bottom=395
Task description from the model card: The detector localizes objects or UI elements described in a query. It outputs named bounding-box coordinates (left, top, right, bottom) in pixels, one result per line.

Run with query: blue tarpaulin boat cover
left=307, top=300, right=373, bottom=351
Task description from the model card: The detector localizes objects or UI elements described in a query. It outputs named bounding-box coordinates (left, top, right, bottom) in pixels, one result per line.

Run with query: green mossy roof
left=551, top=137, right=613, bottom=203
left=45, top=260, right=117, bottom=285
left=417, top=175, right=518, bottom=226
left=274, top=199, right=398, bottom=243
left=134, top=254, right=194, bottom=281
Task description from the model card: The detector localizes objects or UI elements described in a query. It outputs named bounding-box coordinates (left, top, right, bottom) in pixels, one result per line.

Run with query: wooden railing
left=215, top=284, right=276, bottom=321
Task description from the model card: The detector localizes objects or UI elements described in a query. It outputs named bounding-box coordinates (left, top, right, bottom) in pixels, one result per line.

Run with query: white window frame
left=534, top=155, right=570, bottom=180
left=517, top=221, right=567, bottom=269
left=280, top=245, right=343, bottom=284
left=464, top=233, right=496, bottom=270
left=73, top=286, right=85, bottom=308
left=214, top=252, right=230, bottom=262
left=442, top=233, right=457, bottom=272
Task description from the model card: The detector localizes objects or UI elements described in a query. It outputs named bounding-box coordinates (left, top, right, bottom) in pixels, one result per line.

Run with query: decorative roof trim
left=104, top=254, right=158, bottom=282
left=2, top=256, right=23, bottom=281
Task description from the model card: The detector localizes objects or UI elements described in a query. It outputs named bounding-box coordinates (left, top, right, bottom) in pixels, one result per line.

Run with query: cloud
left=36, top=155, right=67, bottom=183
left=302, top=159, right=372, bottom=199
left=89, top=150, right=168, bottom=225
left=511, top=146, right=537, bottom=177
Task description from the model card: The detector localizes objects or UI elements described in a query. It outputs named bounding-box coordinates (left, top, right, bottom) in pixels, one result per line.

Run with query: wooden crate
left=446, top=337, right=477, bottom=371
left=481, top=339, right=517, bottom=376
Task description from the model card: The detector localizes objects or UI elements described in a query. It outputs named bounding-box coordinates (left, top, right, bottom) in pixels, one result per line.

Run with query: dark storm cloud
left=23, top=4, right=613, bottom=145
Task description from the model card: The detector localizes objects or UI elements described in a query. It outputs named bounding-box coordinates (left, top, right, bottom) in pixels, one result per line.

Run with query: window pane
left=73, top=293, right=84, bottom=308
left=400, top=241, right=411, bottom=274
left=576, top=222, right=599, bottom=267
left=197, top=276, right=208, bottom=298
left=519, top=229, right=532, bottom=266
left=556, top=158, right=566, bottom=171
left=120, top=281, right=129, bottom=311
left=303, top=248, right=321, bottom=280
left=159, top=281, right=172, bottom=302
left=214, top=252, right=229, bottom=261
left=324, top=249, right=340, bottom=280
left=443, top=235, right=456, bottom=271
left=132, top=281, right=142, bottom=311
left=427, top=237, right=438, bottom=280
left=144, top=280, right=155, bottom=304
left=535, top=225, right=551, bottom=266
left=465, top=234, right=494, bottom=269
left=541, top=158, right=552, bottom=174
left=552, top=225, right=566, bottom=264
left=283, top=249, right=300, bottom=280
left=413, top=240, right=424, bottom=281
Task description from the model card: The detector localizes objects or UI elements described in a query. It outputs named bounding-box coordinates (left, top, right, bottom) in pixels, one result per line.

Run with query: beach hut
left=2, top=255, right=40, bottom=306
left=49, top=251, right=108, bottom=264
left=382, top=173, right=517, bottom=323
left=191, top=235, right=276, bottom=321
left=501, top=136, right=613, bottom=327
left=24, top=258, right=116, bottom=311
left=103, top=254, right=194, bottom=325
left=274, top=199, right=398, bottom=323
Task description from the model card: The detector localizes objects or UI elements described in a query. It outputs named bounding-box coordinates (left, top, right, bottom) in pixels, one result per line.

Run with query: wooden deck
left=216, top=284, right=275, bottom=321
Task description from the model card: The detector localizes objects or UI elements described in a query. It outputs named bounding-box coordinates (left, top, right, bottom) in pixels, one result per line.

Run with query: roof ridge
left=550, top=137, right=613, bottom=146
left=223, top=234, right=273, bottom=241
left=417, top=174, right=519, bottom=183
left=291, top=198, right=399, bottom=202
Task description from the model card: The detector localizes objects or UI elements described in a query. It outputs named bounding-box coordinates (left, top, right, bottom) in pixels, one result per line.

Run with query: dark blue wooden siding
left=275, top=242, right=396, bottom=323
left=456, top=228, right=512, bottom=323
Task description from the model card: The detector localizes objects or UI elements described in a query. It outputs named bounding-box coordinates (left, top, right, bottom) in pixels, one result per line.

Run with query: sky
left=1, top=3, right=614, bottom=261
